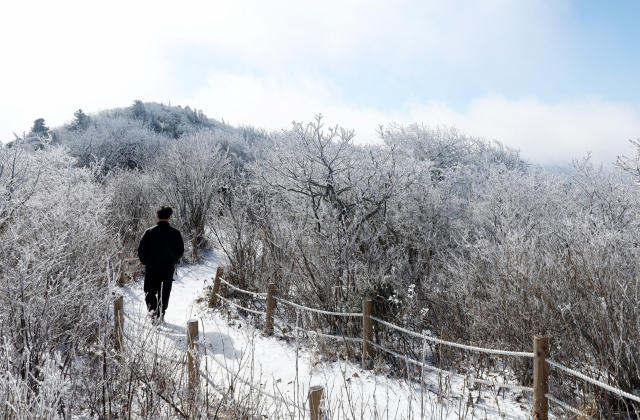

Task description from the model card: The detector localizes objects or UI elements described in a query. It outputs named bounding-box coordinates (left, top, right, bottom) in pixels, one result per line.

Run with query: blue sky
left=1, top=0, right=639, bottom=166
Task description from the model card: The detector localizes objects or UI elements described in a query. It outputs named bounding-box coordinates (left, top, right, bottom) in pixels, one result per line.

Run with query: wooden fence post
left=362, top=300, right=373, bottom=370
left=208, top=267, right=223, bottom=306
left=308, top=385, right=324, bottom=420
left=533, top=334, right=549, bottom=420
left=118, top=253, right=125, bottom=285
left=188, top=319, right=199, bottom=390
left=265, top=283, right=277, bottom=335
left=114, top=296, right=124, bottom=351
left=192, top=236, right=198, bottom=260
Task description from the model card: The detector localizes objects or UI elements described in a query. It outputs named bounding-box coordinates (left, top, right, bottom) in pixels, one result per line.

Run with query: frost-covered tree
left=211, top=115, right=640, bottom=411
left=60, top=117, right=167, bottom=170
left=30, top=118, right=49, bottom=135
left=0, top=143, right=120, bottom=417
left=151, top=129, right=232, bottom=251
left=70, top=108, right=91, bottom=131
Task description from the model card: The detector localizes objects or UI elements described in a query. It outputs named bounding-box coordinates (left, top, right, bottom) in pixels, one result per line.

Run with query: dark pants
left=144, top=274, right=173, bottom=315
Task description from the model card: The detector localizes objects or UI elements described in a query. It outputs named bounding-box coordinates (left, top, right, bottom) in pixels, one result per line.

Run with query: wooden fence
left=113, top=267, right=640, bottom=420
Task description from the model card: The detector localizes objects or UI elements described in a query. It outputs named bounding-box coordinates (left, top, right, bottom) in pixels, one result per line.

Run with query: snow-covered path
left=118, top=250, right=537, bottom=419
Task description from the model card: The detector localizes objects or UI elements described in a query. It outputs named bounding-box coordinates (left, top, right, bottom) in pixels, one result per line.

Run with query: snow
left=119, top=250, right=539, bottom=419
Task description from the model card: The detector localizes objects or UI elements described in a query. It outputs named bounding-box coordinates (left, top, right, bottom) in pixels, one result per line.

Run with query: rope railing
left=369, top=341, right=533, bottom=393
left=371, top=316, right=534, bottom=358
left=120, top=308, right=303, bottom=412
left=277, top=319, right=363, bottom=343
left=195, top=367, right=277, bottom=420
left=123, top=316, right=303, bottom=412
left=122, top=331, right=188, bottom=365
left=162, top=337, right=304, bottom=412
left=274, top=296, right=363, bottom=317
left=158, top=330, right=186, bottom=339
left=219, top=278, right=267, bottom=298
left=546, top=393, right=594, bottom=419
left=198, top=367, right=223, bottom=392
left=115, top=273, right=640, bottom=419
left=546, top=358, right=640, bottom=404
left=216, top=294, right=267, bottom=316
left=197, top=341, right=305, bottom=411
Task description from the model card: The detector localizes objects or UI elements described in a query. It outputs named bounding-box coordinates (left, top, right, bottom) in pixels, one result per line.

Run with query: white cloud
left=0, top=0, right=167, bottom=137
left=2, top=0, right=636, bottom=167
left=184, top=72, right=400, bottom=137
left=155, top=0, right=567, bottom=79
left=185, top=72, right=640, bottom=167
left=409, top=96, right=640, bottom=167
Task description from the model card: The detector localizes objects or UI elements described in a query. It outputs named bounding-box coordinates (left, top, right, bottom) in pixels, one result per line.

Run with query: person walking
left=138, top=206, right=184, bottom=322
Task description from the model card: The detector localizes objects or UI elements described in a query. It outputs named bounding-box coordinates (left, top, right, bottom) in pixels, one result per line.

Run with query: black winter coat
left=138, top=221, right=185, bottom=277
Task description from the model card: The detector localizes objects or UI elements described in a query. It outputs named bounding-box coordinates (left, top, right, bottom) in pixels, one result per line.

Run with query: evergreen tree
left=30, top=118, right=49, bottom=135
left=73, top=109, right=90, bottom=130
left=131, top=100, right=146, bottom=119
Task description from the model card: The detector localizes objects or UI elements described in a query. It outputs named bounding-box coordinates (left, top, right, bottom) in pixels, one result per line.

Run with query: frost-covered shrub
left=120, top=100, right=227, bottom=138
left=58, top=117, right=167, bottom=170
left=213, top=116, right=639, bottom=414
left=429, top=159, right=640, bottom=410
left=379, top=123, right=525, bottom=171
left=151, top=129, right=232, bottom=250
left=0, top=144, right=119, bottom=417
left=0, top=341, right=67, bottom=420
left=106, top=168, right=158, bottom=248
left=244, top=117, right=398, bottom=303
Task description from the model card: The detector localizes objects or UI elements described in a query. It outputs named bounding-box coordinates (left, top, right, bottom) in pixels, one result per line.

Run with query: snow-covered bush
left=58, top=116, right=167, bottom=171
left=212, top=116, right=639, bottom=414
left=151, top=129, right=232, bottom=250
left=379, top=123, right=525, bottom=171
left=106, top=168, right=158, bottom=248
left=0, top=144, right=120, bottom=417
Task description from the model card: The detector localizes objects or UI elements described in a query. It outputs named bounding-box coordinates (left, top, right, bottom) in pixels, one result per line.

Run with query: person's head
left=157, top=206, right=173, bottom=221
